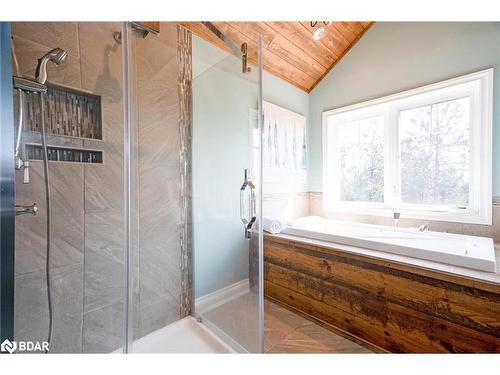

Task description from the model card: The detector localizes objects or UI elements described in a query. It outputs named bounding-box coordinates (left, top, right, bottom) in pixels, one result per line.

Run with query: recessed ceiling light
left=313, top=26, right=325, bottom=40
left=310, top=21, right=330, bottom=40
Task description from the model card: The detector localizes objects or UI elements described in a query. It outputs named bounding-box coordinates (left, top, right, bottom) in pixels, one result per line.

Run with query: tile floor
left=264, top=300, right=372, bottom=353
left=201, top=292, right=371, bottom=353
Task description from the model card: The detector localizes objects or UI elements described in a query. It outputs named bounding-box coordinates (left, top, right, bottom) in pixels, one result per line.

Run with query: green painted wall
left=192, top=36, right=309, bottom=298
left=263, top=72, right=309, bottom=120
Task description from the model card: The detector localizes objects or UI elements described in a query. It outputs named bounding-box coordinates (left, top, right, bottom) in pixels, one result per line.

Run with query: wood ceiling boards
left=179, top=21, right=374, bottom=93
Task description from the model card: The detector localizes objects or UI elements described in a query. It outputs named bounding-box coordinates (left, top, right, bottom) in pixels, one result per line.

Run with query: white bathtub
left=282, top=217, right=497, bottom=273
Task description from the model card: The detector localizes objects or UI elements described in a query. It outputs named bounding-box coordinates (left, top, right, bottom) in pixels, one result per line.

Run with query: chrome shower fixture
left=35, top=47, right=68, bottom=84
left=202, top=22, right=251, bottom=73
left=113, top=22, right=160, bottom=45
left=13, top=76, right=47, bottom=93
left=12, top=75, right=47, bottom=184
left=393, top=212, right=401, bottom=227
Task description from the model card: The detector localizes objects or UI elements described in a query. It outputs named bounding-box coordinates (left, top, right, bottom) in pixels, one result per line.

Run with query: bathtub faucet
left=418, top=224, right=430, bottom=231
left=393, top=212, right=400, bottom=227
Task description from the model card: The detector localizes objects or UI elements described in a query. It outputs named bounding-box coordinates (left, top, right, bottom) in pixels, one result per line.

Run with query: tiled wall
left=263, top=193, right=310, bottom=221
left=13, top=22, right=123, bottom=353
left=134, top=23, right=187, bottom=338
left=13, top=22, right=191, bottom=353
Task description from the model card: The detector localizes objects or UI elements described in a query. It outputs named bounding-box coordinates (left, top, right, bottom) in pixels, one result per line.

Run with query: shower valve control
left=15, top=156, right=30, bottom=184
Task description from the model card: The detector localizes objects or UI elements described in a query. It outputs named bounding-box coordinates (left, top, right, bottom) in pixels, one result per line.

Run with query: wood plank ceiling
left=179, top=22, right=373, bottom=93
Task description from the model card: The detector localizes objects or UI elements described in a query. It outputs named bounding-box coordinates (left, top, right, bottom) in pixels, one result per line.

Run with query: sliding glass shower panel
left=124, top=22, right=195, bottom=353
left=191, top=33, right=264, bottom=353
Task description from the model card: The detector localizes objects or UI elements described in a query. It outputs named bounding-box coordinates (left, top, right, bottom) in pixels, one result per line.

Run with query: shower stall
left=0, top=21, right=264, bottom=353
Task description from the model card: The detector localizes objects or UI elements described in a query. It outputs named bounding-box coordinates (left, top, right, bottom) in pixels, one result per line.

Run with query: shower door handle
left=240, top=169, right=256, bottom=239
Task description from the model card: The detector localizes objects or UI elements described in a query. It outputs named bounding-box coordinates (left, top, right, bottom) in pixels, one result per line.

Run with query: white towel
left=262, top=217, right=285, bottom=234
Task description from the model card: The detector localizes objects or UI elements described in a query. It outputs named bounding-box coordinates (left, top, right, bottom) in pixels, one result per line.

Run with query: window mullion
left=384, top=106, right=398, bottom=209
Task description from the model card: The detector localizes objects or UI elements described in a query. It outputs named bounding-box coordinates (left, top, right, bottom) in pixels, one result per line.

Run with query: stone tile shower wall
left=133, top=23, right=192, bottom=338
left=12, top=22, right=192, bottom=353
left=13, top=21, right=125, bottom=353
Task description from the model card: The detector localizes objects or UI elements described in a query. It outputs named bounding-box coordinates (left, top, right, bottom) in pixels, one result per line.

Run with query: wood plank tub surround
left=264, top=235, right=500, bottom=353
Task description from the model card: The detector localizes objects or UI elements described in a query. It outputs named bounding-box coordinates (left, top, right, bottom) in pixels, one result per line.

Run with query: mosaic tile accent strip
left=177, top=25, right=193, bottom=317
left=22, top=83, right=102, bottom=139
left=25, top=144, right=103, bottom=163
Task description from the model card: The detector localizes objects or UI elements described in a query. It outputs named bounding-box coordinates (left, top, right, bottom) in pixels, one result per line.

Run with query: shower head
left=35, top=48, right=68, bottom=84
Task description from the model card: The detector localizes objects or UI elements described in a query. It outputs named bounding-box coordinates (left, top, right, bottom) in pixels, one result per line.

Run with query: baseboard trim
left=195, top=279, right=250, bottom=315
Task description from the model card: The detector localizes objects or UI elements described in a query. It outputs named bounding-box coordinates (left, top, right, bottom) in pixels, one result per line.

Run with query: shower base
left=113, top=317, right=233, bottom=353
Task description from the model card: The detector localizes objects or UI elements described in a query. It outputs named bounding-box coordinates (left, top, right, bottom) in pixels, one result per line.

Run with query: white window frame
left=322, top=69, right=493, bottom=225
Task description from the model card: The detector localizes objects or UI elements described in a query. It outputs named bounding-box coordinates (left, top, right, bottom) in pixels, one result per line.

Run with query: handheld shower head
left=35, top=48, right=68, bottom=84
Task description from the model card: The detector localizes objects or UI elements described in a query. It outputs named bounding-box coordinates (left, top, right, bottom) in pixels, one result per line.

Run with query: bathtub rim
left=282, top=222, right=496, bottom=273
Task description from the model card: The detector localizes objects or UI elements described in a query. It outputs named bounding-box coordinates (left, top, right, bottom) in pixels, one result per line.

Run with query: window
left=336, top=115, right=384, bottom=203
left=323, top=69, right=493, bottom=224
left=399, top=98, right=471, bottom=207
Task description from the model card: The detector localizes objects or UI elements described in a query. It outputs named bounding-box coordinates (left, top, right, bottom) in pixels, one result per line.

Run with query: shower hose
left=39, top=93, right=53, bottom=353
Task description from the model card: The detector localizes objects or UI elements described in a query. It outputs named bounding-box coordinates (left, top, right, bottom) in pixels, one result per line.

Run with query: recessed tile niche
left=22, top=83, right=103, bottom=163
left=25, top=144, right=103, bottom=164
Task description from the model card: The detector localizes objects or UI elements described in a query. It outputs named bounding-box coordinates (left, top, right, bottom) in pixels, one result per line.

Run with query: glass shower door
left=191, top=33, right=264, bottom=353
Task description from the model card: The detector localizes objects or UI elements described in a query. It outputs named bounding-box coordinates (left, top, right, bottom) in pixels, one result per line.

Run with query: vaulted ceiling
left=179, top=22, right=373, bottom=92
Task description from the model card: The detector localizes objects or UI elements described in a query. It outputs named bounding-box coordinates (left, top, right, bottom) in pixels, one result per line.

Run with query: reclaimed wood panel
left=334, top=22, right=365, bottom=43
left=265, top=21, right=338, bottom=66
left=178, top=21, right=373, bottom=92
left=227, top=21, right=277, bottom=48
left=266, top=241, right=500, bottom=336
left=268, top=34, right=325, bottom=80
left=264, top=235, right=500, bottom=353
left=267, top=235, right=500, bottom=293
